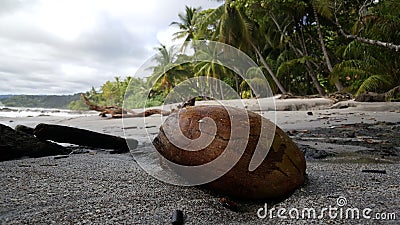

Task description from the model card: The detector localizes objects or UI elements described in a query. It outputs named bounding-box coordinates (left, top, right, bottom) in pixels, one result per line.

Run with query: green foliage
left=2, top=94, right=81, bottom=109
left=170, top=5, right=201, bottom=48
left=67, top=99, right=88, bottom=110
left=356, top=75, right=394, bottom=95
left=100, top=76, right=134, bottom=106
left=71, top=76, right=159, bottom=110
left=123, top=92, right=163, bottom=109
left=75, top=0, right=400, bottom=105
left=331, top=7, right=400, bottom=96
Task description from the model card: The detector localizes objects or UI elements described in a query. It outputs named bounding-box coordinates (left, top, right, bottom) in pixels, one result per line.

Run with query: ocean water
left=0, top=106, right=96, bottom=118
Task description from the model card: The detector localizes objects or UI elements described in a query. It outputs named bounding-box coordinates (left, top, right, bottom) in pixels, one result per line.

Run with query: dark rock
left=305, top=149, right=331, bottom=159
left=298, top=144, right=332, bottom=159
left=0, top=108, right=18, bottom=112
left=220, top=197, right=239, bottom=212
left=171, top=210, right=184, bottom=225
left=15, top=125, right=35, bottom=135
left=34, top=123, right=138, bottom=153
left=346, top=131, right=356, bottom=138
left=307, top=111, right=313, bottom=116
left=0, top=124, right=70, bottom=161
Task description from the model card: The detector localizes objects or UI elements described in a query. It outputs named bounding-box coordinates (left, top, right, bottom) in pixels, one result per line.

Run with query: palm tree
left=147, top=44, right=178, bottom=92
left=334, top=0, right=400, bottom=52
left=266, top=7, right=326, bottom=96
left=170, top=6, right=201, bottom=48
left=310, top=0, right=344, bottom=92
left=331, top=14, right=400, bottom=96
left=193, top=43, right=232, bottom=99
left=148, top=44, right=195, bottom=95
left=197, top=0, right=288, bottom=95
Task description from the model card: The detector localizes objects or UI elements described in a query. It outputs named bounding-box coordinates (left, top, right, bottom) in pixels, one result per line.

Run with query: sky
left=0, top=0, right=222, bottom=95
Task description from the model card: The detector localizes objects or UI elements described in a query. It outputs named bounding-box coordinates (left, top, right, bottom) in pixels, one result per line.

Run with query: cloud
left=0, top=0, right=38, bottom=16
left=75, top=13, right=149, bottom=62
left=0, top=0, right=222, bottom=95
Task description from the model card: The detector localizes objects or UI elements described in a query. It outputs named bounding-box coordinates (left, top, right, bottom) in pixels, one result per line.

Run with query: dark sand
left=1, top=99, right=399, bottom=224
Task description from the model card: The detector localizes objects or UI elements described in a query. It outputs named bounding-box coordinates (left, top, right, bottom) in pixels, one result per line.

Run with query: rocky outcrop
left=34, top=123, right=137, bottom=153
left=0, top=124, right=69, bottom=161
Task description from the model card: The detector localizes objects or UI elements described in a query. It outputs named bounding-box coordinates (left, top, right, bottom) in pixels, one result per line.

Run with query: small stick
left=361, top=169, right=386, bottom=174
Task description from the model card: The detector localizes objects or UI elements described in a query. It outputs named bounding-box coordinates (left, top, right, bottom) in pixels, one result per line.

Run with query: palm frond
left=343, top=40, right=363, bottom=59
left=311, top=0, right=333, bottom=19
left=276, top=56, right=313, bottom=78
left=197, top=5, right=224, bottom=38
left=356, top=75, right=394, bottom=96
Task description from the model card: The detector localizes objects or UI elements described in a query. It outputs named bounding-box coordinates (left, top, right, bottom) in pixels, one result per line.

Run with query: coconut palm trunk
left=251, top=43, right=288, bottom=95
left=268, top=11, right=325, bottom=96
left=312, top=6, right=344, bottom=92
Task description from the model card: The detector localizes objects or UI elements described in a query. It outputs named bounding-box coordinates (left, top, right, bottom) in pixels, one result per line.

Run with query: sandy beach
left=1, top=98, right=399, bottom=224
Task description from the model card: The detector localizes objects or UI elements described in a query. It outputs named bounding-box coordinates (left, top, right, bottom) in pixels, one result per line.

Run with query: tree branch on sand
left=81, top=94, right=204, bottom=118
left=81, top=94, right=171, bottom=118
left=355, top=85, right=400, bottom=102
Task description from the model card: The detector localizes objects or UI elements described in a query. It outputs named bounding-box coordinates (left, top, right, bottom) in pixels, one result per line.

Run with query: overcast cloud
left=0, top=0, right=221, bottom=95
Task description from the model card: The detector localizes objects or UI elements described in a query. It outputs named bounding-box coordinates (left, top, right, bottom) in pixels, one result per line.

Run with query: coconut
left=153, top=105, right=306, bottom=200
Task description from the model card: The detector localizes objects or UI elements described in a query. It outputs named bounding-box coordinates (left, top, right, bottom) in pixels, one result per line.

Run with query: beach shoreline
left=1, top=98, right=399, bottom=224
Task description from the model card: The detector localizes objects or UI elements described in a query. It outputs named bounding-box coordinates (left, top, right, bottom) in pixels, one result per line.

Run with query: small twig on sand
left=361, top=169, right=387, bottom=174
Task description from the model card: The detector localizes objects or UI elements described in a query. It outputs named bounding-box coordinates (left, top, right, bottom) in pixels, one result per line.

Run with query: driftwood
left=81, top=94, right=205, bottom=118
left=355, top=86, right=400, bottom=102
left=177, top=95, right=213, bottom=109
left=34, top=123, right=138, bottom=153
left=355, top=92, right=386, bottom=102
left=81, top=94, right=171, bottom=118
left=0, top=124, right=69, bottom=161
left=81, top=94, right=127, bottom=117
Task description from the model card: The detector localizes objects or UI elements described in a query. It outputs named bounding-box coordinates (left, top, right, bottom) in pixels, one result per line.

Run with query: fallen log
left=34, top=123, right=138, bottom=153
left=0, top=124, right=69, bottom=161
left=112, top=109, right=172, bottom=118
left=81, top=94, right=206, bottom=118
left=385, top=85, right=400, bottom=101
left=121, top=96, right=204, bottom=118
left=355, top=85, right=400, bottom=102
left=355, top=92, right=386, bottom=102
left=81, top=94, right=127, bottom=117
left=81, top=94, right=171, bottom=118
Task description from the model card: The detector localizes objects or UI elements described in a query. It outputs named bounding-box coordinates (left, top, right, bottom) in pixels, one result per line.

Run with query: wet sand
left=0, top=99, right=399, bottom=224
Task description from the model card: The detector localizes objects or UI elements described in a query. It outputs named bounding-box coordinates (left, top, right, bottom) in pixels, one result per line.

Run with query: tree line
left=2, top=94, right=81, bottom=109
left=71, top=0, right=400, bottom=110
